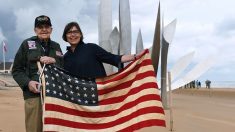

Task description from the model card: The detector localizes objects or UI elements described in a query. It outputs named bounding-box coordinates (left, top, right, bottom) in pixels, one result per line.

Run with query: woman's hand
left=121, top=50, right=146, bottom=63
left=135, top=50, right=146, bottom=59
left=40, top=56, right=56, bottom=64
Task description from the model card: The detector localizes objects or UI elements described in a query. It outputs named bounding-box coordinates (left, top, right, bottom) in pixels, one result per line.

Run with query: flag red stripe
left=2, top=42, right=7, bottom=52
left=99, top=83, right=159, bottom=105
left=119, top=119, right=166, bottom=132
left=96, top=59, right=153, bottom=84
left=98, top=71, right=157, bottom=95
left=4, top=46, right=7, bottom=52
left=45, top=94, right=163, bottom=118
left=44, top=107, right=164, bottom=130
left=98, top=49, right=151, bottom=83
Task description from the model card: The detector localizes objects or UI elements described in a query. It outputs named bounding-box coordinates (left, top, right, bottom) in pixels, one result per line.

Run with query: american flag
left=42, top=49, right=165, bottom=132
left=2, top=41, right=7, bottom=52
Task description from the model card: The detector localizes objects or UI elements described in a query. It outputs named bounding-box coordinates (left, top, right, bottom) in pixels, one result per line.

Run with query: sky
left=0, top=0, right=234, bottom=85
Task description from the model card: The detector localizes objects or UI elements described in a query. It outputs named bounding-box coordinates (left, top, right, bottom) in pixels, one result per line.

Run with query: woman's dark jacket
left=64, top=42, right=122, bottom=78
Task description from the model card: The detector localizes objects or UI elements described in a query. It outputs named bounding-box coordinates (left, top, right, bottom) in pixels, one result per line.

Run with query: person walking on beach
left=205, top=79, right=211, bottom=89
left=12, top=15, right=63, bottom=132
left=198, top=81, right=201, bottom=88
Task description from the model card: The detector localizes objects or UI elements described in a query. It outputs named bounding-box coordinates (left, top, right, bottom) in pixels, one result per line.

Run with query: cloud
left=0, top=0, right=235, bottom=83
left=216, top=17, right=235, bottom=37
left=0, top=0, right=98, bottom=58
left=0, top=28, right=6, bottom=40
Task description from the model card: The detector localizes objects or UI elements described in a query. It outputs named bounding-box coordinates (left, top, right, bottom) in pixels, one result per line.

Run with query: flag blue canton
left=44, top=65, right=98, bottom=106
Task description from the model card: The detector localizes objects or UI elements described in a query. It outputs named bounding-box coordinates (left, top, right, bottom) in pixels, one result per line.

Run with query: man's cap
left=34, top=15, right=52, bottom=28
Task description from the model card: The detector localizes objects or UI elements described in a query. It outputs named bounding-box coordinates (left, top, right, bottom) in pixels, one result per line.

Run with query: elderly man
left=12, top=15, right=63, bottom=132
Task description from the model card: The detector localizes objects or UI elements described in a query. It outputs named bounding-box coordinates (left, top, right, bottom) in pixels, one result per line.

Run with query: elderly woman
left=62, top=22, right=141, bottom=78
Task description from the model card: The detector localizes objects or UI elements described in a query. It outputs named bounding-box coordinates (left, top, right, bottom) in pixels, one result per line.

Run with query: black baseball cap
left=34, top=15, right=52, bottom=28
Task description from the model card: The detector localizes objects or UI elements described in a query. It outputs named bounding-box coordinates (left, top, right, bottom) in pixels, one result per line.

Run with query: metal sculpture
left=109, top=27, right=120, bottom=72
left=136, top=29, right=144, bottom=54
left=119, top=0, right=132, bottom=55
left=98, top=0, right=113, bottom=74
left=161, top=19, right=177, bottom=109
left=151, top=2, right=161, bottom=75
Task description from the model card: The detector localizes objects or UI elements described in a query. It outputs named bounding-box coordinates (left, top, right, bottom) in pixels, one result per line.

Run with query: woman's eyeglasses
left=67, top=30, right=80, bottom=35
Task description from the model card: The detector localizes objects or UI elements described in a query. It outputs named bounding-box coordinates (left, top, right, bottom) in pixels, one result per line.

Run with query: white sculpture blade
left=151, top=2, right=161, bottom=74
left=98, top=0, right=112, bottom=46
left=171, top=55, right=216, bottom=90
left=119, top=0, right=132, bottom=55
left=109, top=27, right=120, bottom=55
left=98, top=0, right=113, bottom=74
left=163, top=19, right=177, bottom=44
left=170, top=51, right=195, bottom=82
left=136, top=29, right=144, bottom=54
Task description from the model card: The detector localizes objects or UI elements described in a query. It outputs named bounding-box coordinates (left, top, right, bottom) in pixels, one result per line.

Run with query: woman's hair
left=62, top=22, right=84, bottom=42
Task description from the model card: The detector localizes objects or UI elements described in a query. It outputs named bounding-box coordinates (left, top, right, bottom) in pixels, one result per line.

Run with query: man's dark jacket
left=12, top=36, right=63, bottom=99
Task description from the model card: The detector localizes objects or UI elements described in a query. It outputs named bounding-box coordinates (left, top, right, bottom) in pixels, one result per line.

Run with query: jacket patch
left=27, top=41, right=37, bottom=49
left=56, top=51, right=63, bottom=57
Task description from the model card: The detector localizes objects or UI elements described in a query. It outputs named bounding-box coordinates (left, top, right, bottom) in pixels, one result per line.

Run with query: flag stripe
left=95, top=56, right=145, bottom=83
left=45, top=109, right=164, bottom=130
left=44, top=100, right=164, bottom=123
left=45, top=87, right=162, bottom=112
left=96, top=59, right=153, bottom=84
left=99, top=76, right=158, bottom=101
left=98, top=70, right=156, bottom=95
left=97, top=64, right=155, bottom=90
left=44, top=115, right=165, bottom=132
left=45, top=95, right=163, bottom=118
left=96, top=49, right=151, bottom=83
left=99, top=85, right=159, bottom=105
left=118, top=119, right=166, bottom=132
left=2, top=41, right=7, bottom=52
left=44, top=119, right=165, bottom=132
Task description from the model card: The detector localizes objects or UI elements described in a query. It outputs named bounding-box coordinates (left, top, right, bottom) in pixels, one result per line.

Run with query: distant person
left=208, top=80, right=211, bottom=88
left=196, top=80, right=201, bottom=88
left=189, top=81, right=196, bottom=88
left=192, top=80, right=196, bottom=88
left=205, top=79, right=211, bottom=89
left=12, top=15, right=63, bottom=132
left=198, top=81, right=201, bottom=88
left=196, top=80, right=199, bottom=88
left=205, top=80, right=208, bottom=88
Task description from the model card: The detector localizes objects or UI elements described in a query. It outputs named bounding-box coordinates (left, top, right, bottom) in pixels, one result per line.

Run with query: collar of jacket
left=66, top=41, right=85, bottom=52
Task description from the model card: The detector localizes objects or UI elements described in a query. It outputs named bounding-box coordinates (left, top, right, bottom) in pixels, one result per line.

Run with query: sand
left=0, top=87, right=235, bottom=132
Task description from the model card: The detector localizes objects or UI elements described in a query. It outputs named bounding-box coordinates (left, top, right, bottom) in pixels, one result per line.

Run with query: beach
left=0, top=86, right=235, bottom=132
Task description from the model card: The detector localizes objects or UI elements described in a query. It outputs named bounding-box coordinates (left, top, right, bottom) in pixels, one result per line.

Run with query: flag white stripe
left=96, top=54, right=151, bottom=82
left=99, top=76, right=158, bottom=100
left=97, top=65, right=155, bottom=90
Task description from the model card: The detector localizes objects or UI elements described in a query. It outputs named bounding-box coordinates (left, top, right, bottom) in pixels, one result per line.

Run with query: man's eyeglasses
left=67, top=30, right=80, bottom=35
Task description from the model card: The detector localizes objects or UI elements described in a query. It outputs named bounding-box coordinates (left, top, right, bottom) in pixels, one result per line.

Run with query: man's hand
left=28, top=81, right=41, bottom=93
left=40, top=56, right=56, bottom=64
